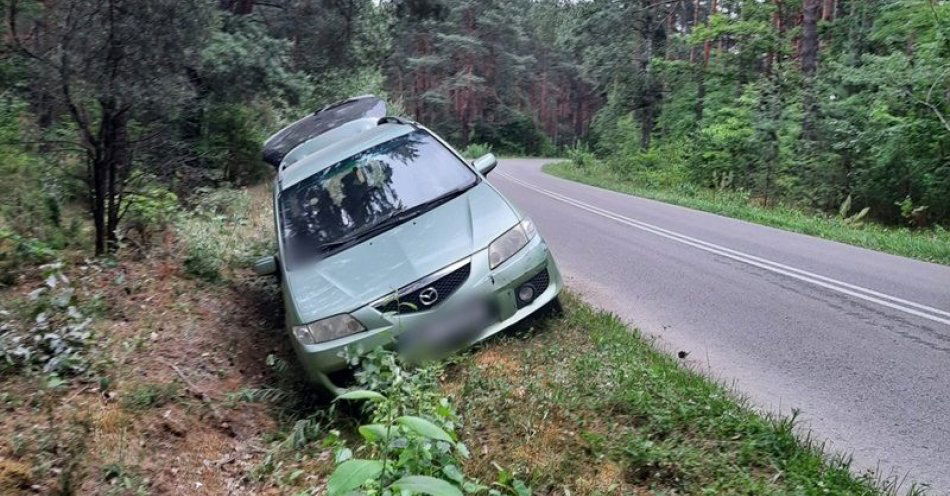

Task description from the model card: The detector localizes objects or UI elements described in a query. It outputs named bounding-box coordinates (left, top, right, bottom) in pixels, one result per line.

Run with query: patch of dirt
left=0, top=458, right=31, bottom=494
left=472, top=348, right=521, bottom=377
left=0, top=252, right=330, bottom=495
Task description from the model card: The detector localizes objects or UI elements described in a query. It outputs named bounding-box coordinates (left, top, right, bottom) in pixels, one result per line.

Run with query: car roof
left=263, top=95, right=387, bottom=168
left=277, top=121, right=417, bottom=191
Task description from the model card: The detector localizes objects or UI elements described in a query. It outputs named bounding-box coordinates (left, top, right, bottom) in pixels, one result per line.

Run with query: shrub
left=182, top=237, right=225, bottom=283
left=0, top=229, right=57, bottom=286
left=693, top=99, right=757, bottom=188
left=325, top=348, right=529, bottom=496
left=196, top=103, right=271, bottom=186
left=0, top=263, right=94, bottom=379
left=176, top=186, right=274, bottom=283
left=607, top=141, right=692, bottom=188
left=567, top=144, right=600, bottom=170
left=461, top=142, right=492, bottom=159
left=470, top=109, right=552, bottom=156
left=0, top=96, right=82, bottom=268
left=121, top=185, right=179, bottom=251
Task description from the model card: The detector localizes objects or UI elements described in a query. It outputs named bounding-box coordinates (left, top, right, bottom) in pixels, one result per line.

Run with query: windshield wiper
left=406, top=181, right=475, bottom=215
left=318, top=181, right=477, bottom=253
left=317, top=220, right=394, bottom=251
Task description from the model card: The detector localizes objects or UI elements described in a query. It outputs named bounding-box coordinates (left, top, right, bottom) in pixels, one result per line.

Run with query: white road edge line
left=498, top=171, right=950, bottom=327
left=502, top=172, right=950, bottom=320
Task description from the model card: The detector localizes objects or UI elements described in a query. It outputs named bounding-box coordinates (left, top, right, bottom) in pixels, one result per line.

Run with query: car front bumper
left=288, top=235, right=562, bottom=391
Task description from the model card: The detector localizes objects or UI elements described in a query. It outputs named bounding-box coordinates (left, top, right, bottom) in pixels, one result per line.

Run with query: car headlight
left=292, top=314, right=365, bottom=345
left=488, top=218, right=537, bottom=269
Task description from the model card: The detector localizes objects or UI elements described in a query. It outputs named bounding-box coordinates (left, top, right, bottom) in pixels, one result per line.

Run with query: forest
left=0, top=1, right=947, bottom=494
left=2, top=0, right=947, bottom=262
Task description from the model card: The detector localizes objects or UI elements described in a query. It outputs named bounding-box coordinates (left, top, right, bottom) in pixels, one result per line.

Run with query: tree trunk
left=89, top=102, right=130, bottom=255
left=801, top=0, right=821, bottom=143
left=695, top=71, right=706, bottom=124
left=91, top=152, right=107, bottom=256
left=760, top=70, right=782, bottom=206
left=801, top=0, right=819, bottom=79
left=689, top=0, right=700, bottom=63
left=703, top=0, right=716, bottom=65
left=822, top=0, right=835, bottom=21
left=106, top=111, right=129, bottom=252
left=633, top=1, right=667, bottom=150
left=695, top=0, right=716, bottom=125
left=765, top=1, right=783, bottom=75
left=640, top=101, right=656, bottom=151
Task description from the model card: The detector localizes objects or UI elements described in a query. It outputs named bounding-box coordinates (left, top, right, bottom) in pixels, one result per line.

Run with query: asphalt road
left=492, top=158, right=950, bottom=492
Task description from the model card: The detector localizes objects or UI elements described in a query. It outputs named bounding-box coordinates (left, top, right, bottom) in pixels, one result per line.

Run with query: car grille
left=516, top=268, right=550, bottom=309
left=375, top=262, right=471, bottom=315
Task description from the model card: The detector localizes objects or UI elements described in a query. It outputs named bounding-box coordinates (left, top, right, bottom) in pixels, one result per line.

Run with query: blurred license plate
left=398, top=299, right=496, bottom=357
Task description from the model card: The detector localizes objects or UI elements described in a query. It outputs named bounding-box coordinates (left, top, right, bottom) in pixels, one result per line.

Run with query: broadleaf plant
left=322, top=348, right=528, bottom=495
left=327, top=459, right=384, bottom=496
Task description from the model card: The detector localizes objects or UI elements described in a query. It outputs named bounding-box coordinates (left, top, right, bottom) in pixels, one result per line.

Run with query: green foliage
left=565, top=144, right=599, bottom=170
left=693, top=90, right=758, bottom=187
left=0, top=97, right=82, bottom=274
left=895, top=195, right=930, bottom=228
left=0, top=228, right=57, bottom=285
left=461, top=143, right=493, bottom=159
left=471, top=110, right=556, bottom=156
left=0, top=263, right=94, bottom=379
left=324, top=348, right=528, bottom=495
left=176, top=187, right=274, bottom=283
left=337, top=389, right=386, bottom=402
left=182, top=238, right=224, bottom=283
left=579, top=0, right=949, bottom=230
left=589, top=110, right=641, bottom=159
left=198, top=15, right=311, bottom=105
left=310, top=67, right=389, bottom=111
left=387, top=0, right=589, bottom=152
left=328, top=459, right=384, bottom=496
left=120, top=382, right=182, bottom=410
left=390, top=475, right=463, bottom=496
left=120, top=184, right=179, bottom=251
left=195, top=103, right=270, bottom=185
left=547, top=161, right=950, bottom=264
left=453, top=294, right=911, bottom=494
left=100, top=463, right=150, bottom=496
left=124, top=187, right=179, bottom=228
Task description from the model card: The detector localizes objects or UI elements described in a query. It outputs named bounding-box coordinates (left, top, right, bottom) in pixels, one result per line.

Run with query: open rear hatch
left=262, top=95, right=387, bottom=168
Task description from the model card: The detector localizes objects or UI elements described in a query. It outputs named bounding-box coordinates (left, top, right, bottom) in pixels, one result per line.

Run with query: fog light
left=517, top=284, right=536, bottom=303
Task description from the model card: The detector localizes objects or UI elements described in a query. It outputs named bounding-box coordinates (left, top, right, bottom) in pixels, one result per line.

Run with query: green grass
left=120, top=381, right=182, bottom=411
left=447, top=295, right=923, bottom=495
left=544, top=161, right=950, bottom=265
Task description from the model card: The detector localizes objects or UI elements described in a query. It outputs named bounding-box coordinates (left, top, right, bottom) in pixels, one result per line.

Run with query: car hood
left=285, top=182, right=519, bottom=324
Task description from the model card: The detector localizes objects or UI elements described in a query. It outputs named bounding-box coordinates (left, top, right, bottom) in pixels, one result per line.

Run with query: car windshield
left=279, top=129, right=478, bottom=267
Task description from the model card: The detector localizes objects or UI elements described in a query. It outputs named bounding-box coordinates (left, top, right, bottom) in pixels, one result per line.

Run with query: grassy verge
left=446, top=294, right=919, bottom=494
left=0, top=180, right=921, bottom=494
left=544, top=161, right=950, bottom=265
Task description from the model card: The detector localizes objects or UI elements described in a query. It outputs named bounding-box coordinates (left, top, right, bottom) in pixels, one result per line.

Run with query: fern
left=228, top=387, right=290, bottom=404
left=838, top=194, right=853, bottom=218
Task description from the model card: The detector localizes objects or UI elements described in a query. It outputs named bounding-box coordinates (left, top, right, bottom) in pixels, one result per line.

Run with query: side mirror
left=473, top=153, right=498, bottom=176
left=253, top=255, right=278, bottom=276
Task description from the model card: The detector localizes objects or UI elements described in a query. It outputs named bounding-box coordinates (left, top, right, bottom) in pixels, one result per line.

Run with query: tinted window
left=279, top=130, right=477, bottom=266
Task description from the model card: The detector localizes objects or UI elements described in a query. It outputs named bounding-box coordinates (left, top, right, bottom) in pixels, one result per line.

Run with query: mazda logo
left=418, top=287, right=439, bottom=306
